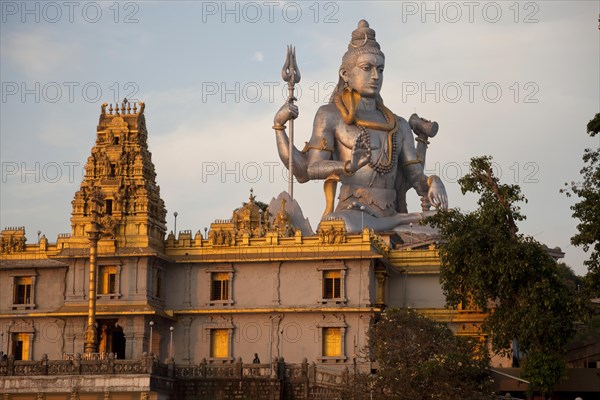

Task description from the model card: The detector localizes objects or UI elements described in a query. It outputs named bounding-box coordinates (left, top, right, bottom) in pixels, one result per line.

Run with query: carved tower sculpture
left=70, top=100, right=167, bottom=250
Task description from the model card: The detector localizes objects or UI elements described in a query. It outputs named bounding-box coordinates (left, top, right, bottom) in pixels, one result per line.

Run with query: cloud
left=1, top=29, right=80, bottom=80
left=251, top=51, right=264, bottom=62
left=1, top=1, right=597, bottom=276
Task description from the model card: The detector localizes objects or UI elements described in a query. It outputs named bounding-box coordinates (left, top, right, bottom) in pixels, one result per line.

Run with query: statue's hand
left=348, top=138, right=370, bottom=173
left=274, top=103, right=299, bottom=127
left=427, top=177, right=448, bottom=210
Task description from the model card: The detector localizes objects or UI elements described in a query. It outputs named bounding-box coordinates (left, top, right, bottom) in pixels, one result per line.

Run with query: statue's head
left=331, top=20, right=386, bottom=101
left=341, top=20, right=385, bottom=71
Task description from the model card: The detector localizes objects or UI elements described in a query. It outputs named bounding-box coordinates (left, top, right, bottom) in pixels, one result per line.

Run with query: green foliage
left=555, top=262, right=581, bottom=292
left=349, top=308, right=493, bottom=400
left=587, top=112, right=600, bottom=136
left=427, top=156, right=577, bottom=396
left=572, top=314, right=600, bottom=344
left=520, top=352, right=566, bottom=393
left=562, top=113, right=600, bottom=294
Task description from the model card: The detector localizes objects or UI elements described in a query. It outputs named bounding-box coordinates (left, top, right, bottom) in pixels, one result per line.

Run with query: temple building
left=3, top=101, right=595, bottom=399
left=0, top=101, right=489, bottom=398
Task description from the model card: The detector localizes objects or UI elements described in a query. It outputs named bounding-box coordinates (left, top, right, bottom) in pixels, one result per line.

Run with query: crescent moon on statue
left=350, top=32, right=368, bottom=48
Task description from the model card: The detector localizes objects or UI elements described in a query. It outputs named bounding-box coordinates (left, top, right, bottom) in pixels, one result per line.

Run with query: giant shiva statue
left=273, top=20, right=447, bottom=233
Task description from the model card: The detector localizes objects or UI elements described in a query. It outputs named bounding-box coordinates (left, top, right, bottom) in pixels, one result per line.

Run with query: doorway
left=97, top=319, right=126, bottom=359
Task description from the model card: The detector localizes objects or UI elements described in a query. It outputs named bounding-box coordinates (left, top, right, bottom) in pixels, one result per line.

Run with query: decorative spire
left=70, top=100, right=166, bottom=250
left=100, top=99, right=144, bottom=116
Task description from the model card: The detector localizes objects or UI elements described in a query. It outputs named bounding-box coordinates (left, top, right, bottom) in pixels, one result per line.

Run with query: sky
left=1, top=1, right=598, bottom=276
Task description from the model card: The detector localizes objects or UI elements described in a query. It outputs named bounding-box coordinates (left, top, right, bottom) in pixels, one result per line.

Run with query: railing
left=171, top=358, right=347, bottom=400
left=173, top=357, right=348, bottom=387
left=314, top=367, right=347, bottom=387
left=63, top=352, right=113, bottom=360
left=242, top=364, right=272, bottom=377
left=175, top=358, right=273, bottom=379
left=0, top=353, right=348, bottom=388
left=284, top=363, right=303, bottom=380
left=0, top=353, right=165, bottom=377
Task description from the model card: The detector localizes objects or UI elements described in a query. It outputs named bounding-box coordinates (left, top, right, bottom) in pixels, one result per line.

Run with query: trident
left=281, top=45, right=301, bottom=200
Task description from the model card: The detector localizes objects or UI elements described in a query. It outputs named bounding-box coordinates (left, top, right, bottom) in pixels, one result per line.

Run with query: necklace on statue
left=355, top=109, right=397, bottom=175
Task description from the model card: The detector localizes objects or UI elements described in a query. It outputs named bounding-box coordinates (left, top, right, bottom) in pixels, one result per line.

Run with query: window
left=211, top=272, right=229, bottom=301
left=318, top=322, right=347, bottom=362
left=105, top=199, right=113, bottom=215
left=205, top=322, right=234, bottom=362
left=206, top=268, right=234, bottom=306
left=154, top=269, right=164, bottom=299
left=99, top=266, right=117, bottom=295
left=210, top=329, right=229, bottom=359
left=14, top=277, right=32, bottom=304
left=318, top=264, right=346, bottom=304
left=322, top=328, right=341, bottom=357
left=586, top=361, right=600, bottom=368
left=11, top=273, right=36, bottom=310
left=13, top=333, right=32, bottom=360
left=323, top=271, right=341, bottom=299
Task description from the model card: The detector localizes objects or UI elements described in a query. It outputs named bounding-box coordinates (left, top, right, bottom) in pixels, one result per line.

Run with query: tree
left=427, top=156, right=577, bottom=396
left=349, top=308, right=493, bottom=400
left=562, top=113, right=600, bottom=294
left=555, top=262, right=582, bottom=293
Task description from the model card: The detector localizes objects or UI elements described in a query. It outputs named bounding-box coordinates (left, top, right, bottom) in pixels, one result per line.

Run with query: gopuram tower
left=70, top=100, right=167, bottom=250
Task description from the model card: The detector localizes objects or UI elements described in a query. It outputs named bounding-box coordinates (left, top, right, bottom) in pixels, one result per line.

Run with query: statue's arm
left=398, top=117, right=448, bottom=209
left=306, top=106, right=346, bottom=180
left=398, top=118, right=428, bottom=194
left=273, top=103, right=309, bottom=183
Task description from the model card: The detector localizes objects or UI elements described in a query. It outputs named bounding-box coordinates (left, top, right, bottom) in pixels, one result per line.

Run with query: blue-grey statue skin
left=273, top=20, right=447, bottom=234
